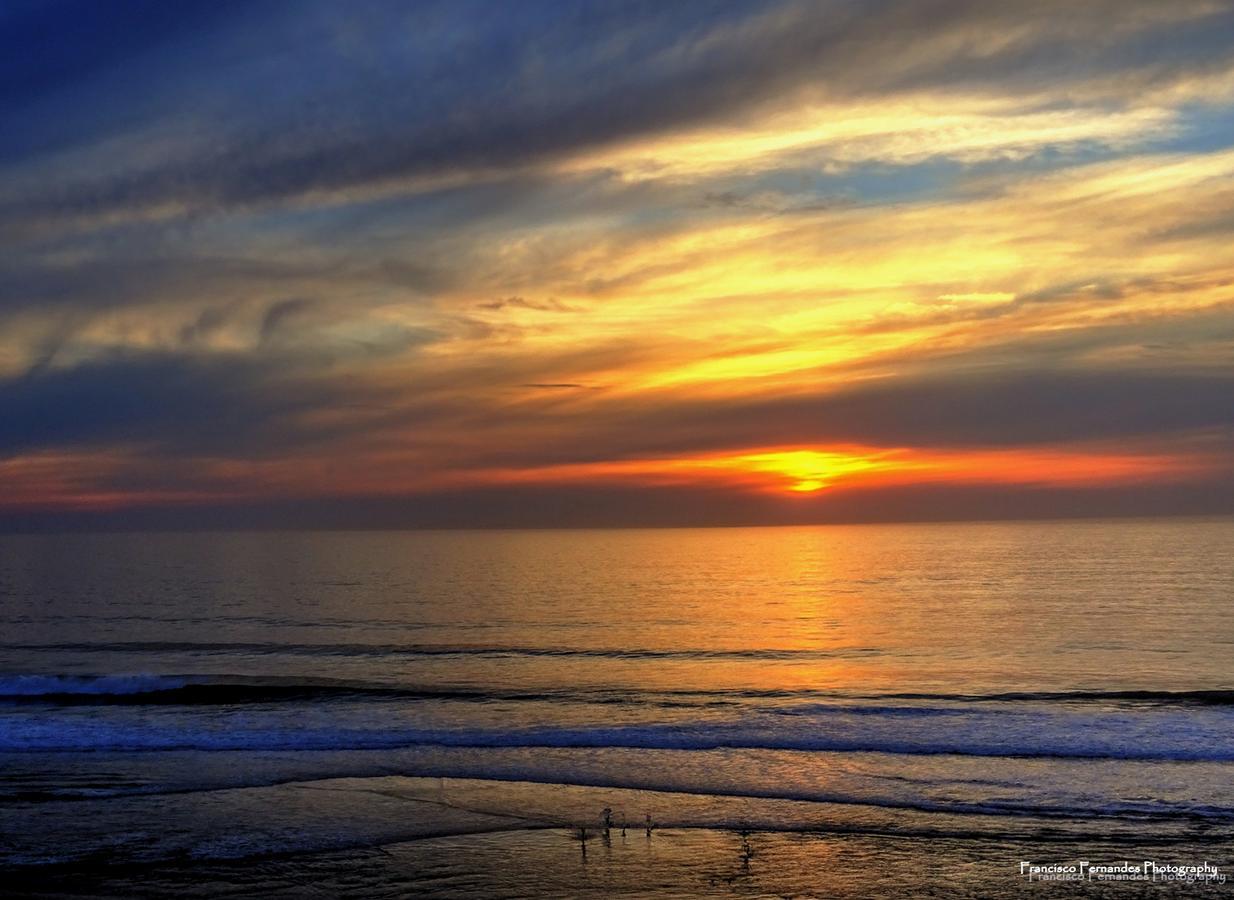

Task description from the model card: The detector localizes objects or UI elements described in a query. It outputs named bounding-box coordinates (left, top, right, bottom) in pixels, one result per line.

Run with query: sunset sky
left=3, top=0, right=1234, bottom=528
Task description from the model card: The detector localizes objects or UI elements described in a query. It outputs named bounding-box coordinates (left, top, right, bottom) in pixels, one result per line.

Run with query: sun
left=724, top=449, right=892, bottom=493
left=788, top=478, right=827, bottom=493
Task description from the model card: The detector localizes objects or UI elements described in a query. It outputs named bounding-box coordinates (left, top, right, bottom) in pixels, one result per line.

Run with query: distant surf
left=5, top=673, right=1233, bottom=706
left=3, top=674, right=1233, bottom=761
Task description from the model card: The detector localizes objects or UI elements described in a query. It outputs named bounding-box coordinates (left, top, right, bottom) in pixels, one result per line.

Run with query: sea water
left=2, top=520, right=1232, bottom=894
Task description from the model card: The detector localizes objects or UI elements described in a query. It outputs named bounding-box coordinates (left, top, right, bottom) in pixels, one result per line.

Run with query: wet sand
left=8, top=777, right=1233, bottom=898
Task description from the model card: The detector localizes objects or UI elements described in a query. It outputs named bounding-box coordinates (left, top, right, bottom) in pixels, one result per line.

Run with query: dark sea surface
left=2, top=520, right=1233, bottom=896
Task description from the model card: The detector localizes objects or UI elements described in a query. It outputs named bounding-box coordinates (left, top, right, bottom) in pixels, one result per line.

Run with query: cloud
left=3, top=0, right=1232, bottom=237
left=4, top=1, right=1234, bottom=524
left=0, top=352, right=335, bottom=456
left=258, top=298, right=314, bottom=345
left=656, top=371, right=1234, bottom=452
left=4, top=478, right=1233, bottom=531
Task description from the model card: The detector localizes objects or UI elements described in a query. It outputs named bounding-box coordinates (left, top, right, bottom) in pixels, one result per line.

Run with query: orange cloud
left=457, top=444, right=1222, bottom=496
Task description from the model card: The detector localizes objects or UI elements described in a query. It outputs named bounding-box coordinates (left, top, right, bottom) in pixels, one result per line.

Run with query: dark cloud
left=478, top=297, right=575, bottom=312
left=3, top=479, right=1232, bottom=532
left=0, top=353, right=333, bottom=456
left=178, top=304, right=237, bottom=347
left=0, top=257, right=308, bottom=315
left=258, top=298, right=314, bottom=345
left=417, top=368, right=1234, bottom=472
left=703, top=371, right=1234, bottom=449
left=621, top=369, right=1234, bottom=461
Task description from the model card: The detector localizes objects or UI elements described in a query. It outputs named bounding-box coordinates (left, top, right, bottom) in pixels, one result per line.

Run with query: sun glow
left=443, top=443, right=1220, bottom=501
left=716, top=450, right=894, bottom=493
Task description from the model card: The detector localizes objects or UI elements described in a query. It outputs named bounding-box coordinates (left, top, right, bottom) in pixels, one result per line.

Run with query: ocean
left=2, top=520, right=1233, bottom=896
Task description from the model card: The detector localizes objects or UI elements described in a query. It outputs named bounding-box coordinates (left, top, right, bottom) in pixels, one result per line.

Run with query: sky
left=3, top=0, right=1234, bottom=529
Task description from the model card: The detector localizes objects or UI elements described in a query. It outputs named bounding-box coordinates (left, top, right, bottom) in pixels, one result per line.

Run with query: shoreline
left=6, top=776, right=1234, bottom=897
left=11, top=823, right=1234, bottom=898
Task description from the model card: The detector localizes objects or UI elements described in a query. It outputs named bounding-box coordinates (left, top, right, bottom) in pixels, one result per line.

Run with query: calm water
left=2, top=520, right=1233, bottom=895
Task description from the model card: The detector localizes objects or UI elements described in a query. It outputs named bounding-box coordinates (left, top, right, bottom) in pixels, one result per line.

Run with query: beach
left=7, top=777, right=1234, bottom=897
left=3, top=521, right=1233, bottom=895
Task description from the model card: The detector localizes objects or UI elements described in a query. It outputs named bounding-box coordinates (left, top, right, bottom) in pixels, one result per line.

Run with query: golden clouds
left=567, top=99, right=1177, bottom=179
left=5, top=1, right=1234, bottom=522
left=452, top=145, right=1234, bottom=408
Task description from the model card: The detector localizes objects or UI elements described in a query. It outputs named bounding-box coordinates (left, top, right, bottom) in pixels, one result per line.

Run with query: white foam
left=0, top=674, right=188, bottom=696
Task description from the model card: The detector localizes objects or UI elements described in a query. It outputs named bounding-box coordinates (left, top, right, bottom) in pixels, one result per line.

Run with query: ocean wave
left=4, top=717, right=1234, bottom=760
left=0, top=674, right=191, bottom=697
left=881, top=690, right=1234, bottom=706
left=6, top=674, right=1234, bottom=709
left=0, top=675, right=730, bottom=708
left=0, top=675, right=552, bottom=706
